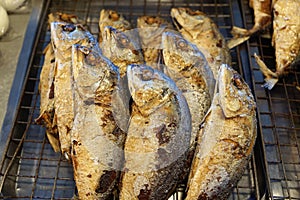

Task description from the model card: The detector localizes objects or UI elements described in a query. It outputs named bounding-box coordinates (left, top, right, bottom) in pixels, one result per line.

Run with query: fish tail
left=254, top=53, right=278, bottom=90
left=227, top=26, right=251, bottom=49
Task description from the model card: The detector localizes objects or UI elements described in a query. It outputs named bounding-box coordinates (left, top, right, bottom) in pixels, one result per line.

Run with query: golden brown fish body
left=120, top=64, right=191, bottom=200
left=186, top=64, right=257, bottom=200
left=50, top=22, right=97, bottom=158
left=229, top=0, right=272, bottom=48
left=98, top=9, right=131, bottom=44
left=137, top=16, right=173, bottom=68
left=255, top=0, right=300, bottom=90
left=36, top=44, right=60, bottom=152
left=162, top=31, right=214, bottom=152
left=171, top=7, right=231, bottom=79
left=36, top=13, right=83, bottom=152
left=71, top=45, right=125, bottom=200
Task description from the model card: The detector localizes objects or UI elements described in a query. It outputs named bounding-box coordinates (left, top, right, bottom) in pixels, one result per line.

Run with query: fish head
left=99, top=9, right=131, bottom=37
left=218, top=64, right=256, bottom=118
left=101, top=26, right=143, bottom=73
left=72, top=44, right=119, bottom=100
left=162, top=31, right=207, bottom=70
left=48, top=12, right=79, bottom=24
left=162, top=31, right=215, bottom=98
left=50, top=22, right=96, bottom=51
left=171, top=7, right=205, bottom=31
left=127, top=64, right=174, bottom=115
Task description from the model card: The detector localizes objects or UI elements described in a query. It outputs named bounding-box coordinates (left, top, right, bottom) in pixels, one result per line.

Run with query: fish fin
left=254, top=53, right=278, bottom=90
left=231, top=26, right=249, bottom=37
left=227, top=35, right=250, bottom=49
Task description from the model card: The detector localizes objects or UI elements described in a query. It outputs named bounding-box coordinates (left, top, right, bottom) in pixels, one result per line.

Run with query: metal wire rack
left=0, top=0, right=299, bottom=199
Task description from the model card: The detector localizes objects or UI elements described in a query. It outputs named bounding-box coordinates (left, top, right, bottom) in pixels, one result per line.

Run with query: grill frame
left=1, top=0, right=299, bottom=199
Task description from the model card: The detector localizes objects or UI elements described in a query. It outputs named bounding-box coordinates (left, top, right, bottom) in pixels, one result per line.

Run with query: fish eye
left=177, top=39, right=187, bottom=48
left=232, top=73, right=243, bottom=89
left=78, top=46, right=90, bottom=55
left=62, top=24, right=76, bottom=32
left=85, top=52, right=99, bottom=66
left=116, top=33, right=130, bottom=48
left=141, top=68, right=154, bottom=81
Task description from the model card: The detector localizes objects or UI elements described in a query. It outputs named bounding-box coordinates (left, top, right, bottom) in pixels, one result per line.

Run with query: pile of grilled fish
left=37, top=8, right=257, bottom=200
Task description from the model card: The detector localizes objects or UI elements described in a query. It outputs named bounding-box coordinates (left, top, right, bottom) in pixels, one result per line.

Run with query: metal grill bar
left=0, top=0, right=280, bottom=199
left=238, top=0, right=300, bottom=199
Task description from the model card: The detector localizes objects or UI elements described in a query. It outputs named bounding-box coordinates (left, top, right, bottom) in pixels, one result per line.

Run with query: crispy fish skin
left=162, top=31, right=214, bottom=153
left=71, top=45, right=126, bottom=199
left=101, top=26, right=144, bottom=132
left=98, top=9, right=131, bottom=44
left=171, top=7, right=231, bottom=79
left=36, top=13, right=82, bottom=152
left=137, top=16, right=173, bottom=68
left=228, top=0, right=272, bottom=48
left=120, top=64, right=191, bottom=200
left=36, top=44, right=60, bottom=152
left=255, top=0, right=300, bottom=90
left=50, top=22, right=97, bottom=158
left=186, top=64, right=257, bottom=200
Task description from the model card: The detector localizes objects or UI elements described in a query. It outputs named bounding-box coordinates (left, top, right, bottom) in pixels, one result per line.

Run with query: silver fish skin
left=137, top=16, right=173, bottom=68
left=50, top=22, right=98, bottom=158
left=162, top=31, right=214, bottom=152
left=120, top=64, right=191, bottom=200
left=255, top=0, right=300, bottom=90
left=98, top=9, right=131, bottom=44
left=171, top=7, right=231, bottom=79
left=186, top=64, right=257, bottom=200
left=71, top=45, right=126, bottom=200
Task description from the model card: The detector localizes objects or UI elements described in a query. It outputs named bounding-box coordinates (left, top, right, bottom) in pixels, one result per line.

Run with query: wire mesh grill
left=238, top=0, right=300, bottom=199
left=3, top=0, right=298, bottom=199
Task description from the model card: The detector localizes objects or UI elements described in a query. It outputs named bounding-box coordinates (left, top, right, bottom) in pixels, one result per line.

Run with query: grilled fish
left=137, top=16, right=173, bottom=68
left=255, top=0, right=300, bottom=90
left=101, top=26, right=144, bottom=77
left=120, top=64, right=191, bottom=200
left=228, top=0, right=272, bottom=49
left=50, top=22, right=97, bottom=158
left=162, top=31, right=214, bottom=153
left=36, top=13, right=82, bottom=152
left=186, top=64, right=257, bottom=200
left=71, top=44, right=126, bottom=199
left=171, top=7, right=231, bottom=79
left=101, top=26, right=144, bottom=132
left=98, top=9, right=131, bottom=44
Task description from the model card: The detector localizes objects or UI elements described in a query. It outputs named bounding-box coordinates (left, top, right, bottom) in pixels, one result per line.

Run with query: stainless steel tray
left=0, top=0, right=299, bottom=199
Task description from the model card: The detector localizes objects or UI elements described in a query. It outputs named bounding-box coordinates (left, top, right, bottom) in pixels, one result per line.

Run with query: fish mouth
left=172, top=16, right=183, bottom=31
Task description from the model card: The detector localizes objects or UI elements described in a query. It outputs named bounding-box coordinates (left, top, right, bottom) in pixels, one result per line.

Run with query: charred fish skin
left=50, top=22, right=98, bottom=158
left=162, top=31, right=214, bottom=152
left=36, top=13, right=84, bottom=153
left=36, top=44, right=60, bottom=152
left=98, top=9, right=132, bottom=44
left=186, top=64, right=257, bottom=200
left=255, top=0, right=300, bottom=90
left=229, top=0, right=272, bottom=48
left=170, top=7, right=231, bottom=79
left=120, top=64, right=191, bottom=200
left=137, top=16, right=173, bottom=68
left=71, top=45, right=126, bottom=200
